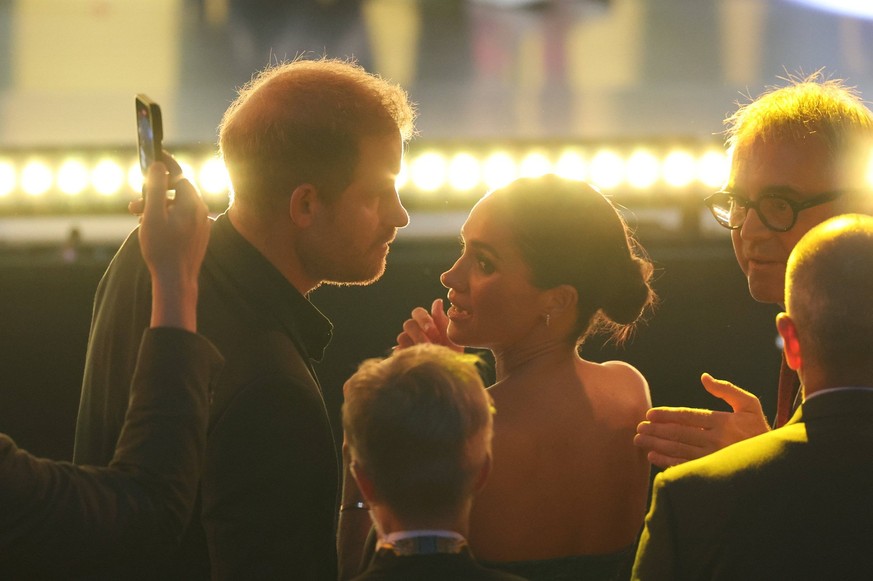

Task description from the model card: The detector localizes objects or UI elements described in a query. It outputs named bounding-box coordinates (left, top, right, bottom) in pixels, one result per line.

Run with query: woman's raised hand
left=395, top=298, right=463, bottom=352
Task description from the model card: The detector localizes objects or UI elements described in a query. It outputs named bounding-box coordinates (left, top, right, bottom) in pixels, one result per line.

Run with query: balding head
left=782, top=214, right=873, bottom=392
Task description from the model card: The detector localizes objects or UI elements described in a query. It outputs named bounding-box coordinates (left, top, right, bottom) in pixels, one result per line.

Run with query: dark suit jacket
left=73, top=215, right=339, bottom=579
left=632, top=389, right=873, bottom=581
left=0, top=329, right=222, bottom=576
left=353, top=547, right=527, bottom=581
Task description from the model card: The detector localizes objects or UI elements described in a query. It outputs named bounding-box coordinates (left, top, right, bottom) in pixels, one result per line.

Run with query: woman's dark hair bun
left=601, top=253, right=656, bottom=326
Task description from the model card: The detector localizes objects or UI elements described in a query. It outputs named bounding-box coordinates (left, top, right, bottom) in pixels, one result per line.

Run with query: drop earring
left=545, top=313, right=551, bottom=327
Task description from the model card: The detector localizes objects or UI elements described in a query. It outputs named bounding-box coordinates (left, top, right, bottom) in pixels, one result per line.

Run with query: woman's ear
left=545, top=284, right=578, bottom=316
left=289, top=183, right=320, bottom=228
left=776, top=312, right=803, bottom=371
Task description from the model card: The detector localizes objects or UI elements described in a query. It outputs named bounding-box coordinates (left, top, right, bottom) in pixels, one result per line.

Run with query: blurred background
left=2, top=0, right=873, bottom=460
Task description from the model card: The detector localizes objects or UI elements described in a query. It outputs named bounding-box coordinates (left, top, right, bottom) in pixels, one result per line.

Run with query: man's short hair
left=219, top=57, right=416, bottom=215
left=342, top=344, right=493, bottom=524
left=724, top=72, right=873, bottom=194
left=786, top=214, right=873, bottom=381
left=725, top=71, right=873, bottom=153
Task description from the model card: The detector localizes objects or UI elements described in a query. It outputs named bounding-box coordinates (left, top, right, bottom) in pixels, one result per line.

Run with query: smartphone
left=135, top=94, right=163, bottom=176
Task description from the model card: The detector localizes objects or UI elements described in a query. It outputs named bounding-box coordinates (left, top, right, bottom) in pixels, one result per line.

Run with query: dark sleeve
left=631, top=472, right=677, bottom=581
left=74, top=229, right=154, bottom=467
left=0, top=328, right=223, bottom=572
left=201, top=374, right=339, bottom=580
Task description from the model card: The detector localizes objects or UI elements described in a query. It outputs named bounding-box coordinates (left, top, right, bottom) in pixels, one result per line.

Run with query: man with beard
left=73, top=58, right=415, bottom=579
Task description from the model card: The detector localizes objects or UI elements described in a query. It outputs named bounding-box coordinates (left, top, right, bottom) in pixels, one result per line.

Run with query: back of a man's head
left=342, top=344, right=493, bottom=526
left=786, top=214, right=873, bottom=387
left=219, top=58, right=415, bottom=216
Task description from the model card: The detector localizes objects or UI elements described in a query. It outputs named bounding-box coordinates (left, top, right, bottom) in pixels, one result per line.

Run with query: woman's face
left=440, top=195, right=549, bottom=350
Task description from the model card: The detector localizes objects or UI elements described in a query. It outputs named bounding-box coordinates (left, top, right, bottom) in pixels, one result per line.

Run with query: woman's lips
left=447, top=303, right=471, bottom=321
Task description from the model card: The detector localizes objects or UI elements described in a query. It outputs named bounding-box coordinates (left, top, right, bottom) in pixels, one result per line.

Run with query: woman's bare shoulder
left=583, top=359, right=651, bottom=409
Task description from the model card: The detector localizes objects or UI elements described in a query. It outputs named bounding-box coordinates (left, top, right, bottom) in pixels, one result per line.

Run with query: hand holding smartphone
left=135, top=94, right=163, bottom=178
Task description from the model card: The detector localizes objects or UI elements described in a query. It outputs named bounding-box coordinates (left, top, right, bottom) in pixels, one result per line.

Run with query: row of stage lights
left=0, top=143, right=734, bottom=214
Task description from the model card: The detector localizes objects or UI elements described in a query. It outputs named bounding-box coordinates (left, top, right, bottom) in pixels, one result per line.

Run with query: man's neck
left=227, top=205, right=317, bottom=295
left=371, top=504, right=469, bottom=539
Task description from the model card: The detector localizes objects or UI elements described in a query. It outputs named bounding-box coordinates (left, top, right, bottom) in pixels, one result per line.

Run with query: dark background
left=0, top=231, right=781, bottom=462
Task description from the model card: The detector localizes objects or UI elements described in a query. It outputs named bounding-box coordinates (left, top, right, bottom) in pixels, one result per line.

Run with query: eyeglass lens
left=713, top=195, right=794, bottom=231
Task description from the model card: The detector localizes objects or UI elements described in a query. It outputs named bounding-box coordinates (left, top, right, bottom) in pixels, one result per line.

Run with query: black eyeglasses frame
left=704, top=190, right=846, bottom=233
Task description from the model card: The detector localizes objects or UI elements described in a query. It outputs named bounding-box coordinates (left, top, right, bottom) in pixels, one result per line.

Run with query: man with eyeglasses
left=633, top=213, right=873, bottom=580
left=634, top=73, right=873, bottom=469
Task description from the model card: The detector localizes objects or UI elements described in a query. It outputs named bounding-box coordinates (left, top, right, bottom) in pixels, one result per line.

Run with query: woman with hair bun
left=395, top=175, right=656, bottom=580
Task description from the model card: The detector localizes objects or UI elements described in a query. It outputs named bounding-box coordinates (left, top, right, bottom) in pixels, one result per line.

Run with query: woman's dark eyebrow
left=468, top=239, right=501, bottom=260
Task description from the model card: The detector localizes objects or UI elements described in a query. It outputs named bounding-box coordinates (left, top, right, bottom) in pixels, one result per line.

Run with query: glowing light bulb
left=697, top=149, right=729, bottom=188
left=519, top=151, right=551, bottom=178
left=410, top=152, right=447, bottom=192
left=92, top=159, right=125, bottom=196
left=663, top=150, right=696, bottom=188
left=588, top=150, right=623, bottom=190
left=57, top=159, right=89, bottom=195
left=554, top=149, right=586, bottom=181
left=448, top=153, right=480, bottom=192
left=199, top=157, right=230, bottom=196
left=625, top=150, right=659, bottom=190
left=21, top=160, right=53, bottom=196
left=482, top=152, right=517, bottom=190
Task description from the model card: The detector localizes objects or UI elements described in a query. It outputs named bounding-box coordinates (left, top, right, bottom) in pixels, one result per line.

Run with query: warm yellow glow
left=21, top=160, right=53, bottom=196
left=588, top=150, right=624, bottom=190
left=625, top=149, right=660, bottom=189
left=0, top=143, right=765, bottom=211
left=0, top=160, right=16, bottom=197
left=57, top=159, right=89, bottom=195
left=866, top=148, right=873, bottom=188
left=128, top=163, right=144, bottom=194
left=396, top=158, right=408, bottom=190
left=554, top=149, right=586, bottom=181
left=199, top=157, right=230, bottom=196
left=177, top=160, right=197, bottom=185
left=92, top=159, right=125, bottom=196
left=482, top=152, right=517, bottom=190
left=448, top=153, right=480, bottom=192
left=519, top=151, right=552, bottom=178
left=663, top=150, right=696, bottom=187
left=697, top=149, right=729, bottom=188
left=410, top=152, right=447, bottom=192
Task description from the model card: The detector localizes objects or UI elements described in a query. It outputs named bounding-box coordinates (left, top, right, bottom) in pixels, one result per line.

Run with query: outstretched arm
left=633, top=373, right=770, bottom=468
left=0, top=162, right=222, bottom=572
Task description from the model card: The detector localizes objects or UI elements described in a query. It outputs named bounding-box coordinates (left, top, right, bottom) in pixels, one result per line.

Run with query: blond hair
left=343, top=344, right=492, bottom=522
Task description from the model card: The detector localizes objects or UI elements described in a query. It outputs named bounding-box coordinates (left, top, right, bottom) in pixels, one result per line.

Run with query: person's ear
left=350, top=461, right=377, bottom=504
left=543, top=284, right=577, bottom=318
left=289, top=183, right=321, bottom=228
left=776, top=312, right=802, bottom=371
